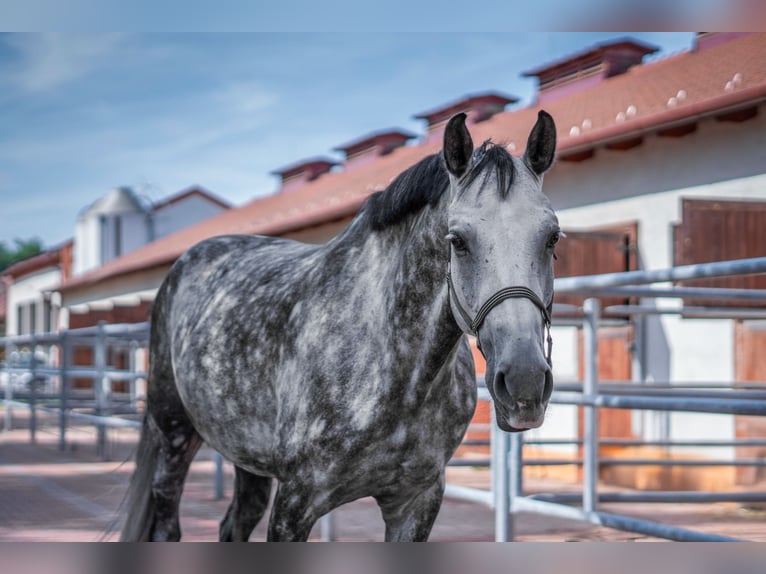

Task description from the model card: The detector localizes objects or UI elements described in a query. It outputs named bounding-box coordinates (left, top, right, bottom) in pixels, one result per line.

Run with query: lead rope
left=447, top=269, right=553, bottom=367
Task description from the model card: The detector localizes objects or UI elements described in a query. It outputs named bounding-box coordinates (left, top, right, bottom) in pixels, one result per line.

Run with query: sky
left=0, top=32, right=697, bottom=248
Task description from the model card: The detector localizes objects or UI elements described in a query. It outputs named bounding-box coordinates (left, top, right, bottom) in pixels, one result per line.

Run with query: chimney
left=271, top=158, right=337, bottom=193
left=414, top=92, right=518, bottom=144
left=522, top=38, right=659, bottom=105
left=334, top=129, right=416, bottom=171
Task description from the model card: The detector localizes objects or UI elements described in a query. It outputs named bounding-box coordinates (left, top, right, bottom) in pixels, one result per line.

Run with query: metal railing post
left=213, top=451, right=225, bottom=500
left=129, top=340, right=138, bottom=407
left=320, top=512, right=335, bottom=542
left=492, top=412, right=510, bottom=541
left=94, top=322, right=108, bottom=458
left=509, top=431, right=524, bottom=541
left=59, top=332, right=69, bottom=451
left=29, top=336, right=37, bottom=443
left=583, top=297, right=600, bottom=513
left=3, top=342, right=12, bottom=432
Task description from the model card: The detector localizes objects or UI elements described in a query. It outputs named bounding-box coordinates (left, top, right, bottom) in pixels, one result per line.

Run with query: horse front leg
left=266, top=482, right=325, bottom=541
left=219, top=466, right=273, bottom=541
left=376, top=474, right=445, bottom=542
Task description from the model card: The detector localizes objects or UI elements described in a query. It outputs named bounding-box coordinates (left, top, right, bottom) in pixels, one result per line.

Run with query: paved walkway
left=2, top=414, right=766, bottom=542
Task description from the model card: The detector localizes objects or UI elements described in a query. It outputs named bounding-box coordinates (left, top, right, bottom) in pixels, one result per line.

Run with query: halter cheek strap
left=447, top=270, right=553, bottom=366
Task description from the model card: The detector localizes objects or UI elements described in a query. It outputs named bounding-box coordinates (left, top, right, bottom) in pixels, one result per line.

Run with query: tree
left=0, top=238, right=44, bottom=272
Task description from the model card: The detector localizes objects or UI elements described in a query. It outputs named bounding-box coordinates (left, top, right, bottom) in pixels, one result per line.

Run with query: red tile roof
left=3, top=240, right=72, bottom=280
left=59, top=33, right=766, bottom=293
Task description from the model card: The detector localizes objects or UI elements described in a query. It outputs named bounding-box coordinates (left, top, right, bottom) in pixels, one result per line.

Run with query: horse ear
left=443, top=112, right=474, bottom=178
left=524, top=110, right=556, bottom=175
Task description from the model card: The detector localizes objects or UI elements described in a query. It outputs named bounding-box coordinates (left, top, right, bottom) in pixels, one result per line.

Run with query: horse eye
left=546, top=231, right=561, bottom=249
left=446, top=232, right=468, bottom=254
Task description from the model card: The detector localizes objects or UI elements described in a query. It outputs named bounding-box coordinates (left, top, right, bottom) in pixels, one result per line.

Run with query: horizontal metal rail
left=3, top=400, right=142, bottom=430
left=556, top=380, right=766, bottom=391
left=556, top=387, right=766, bottom=400
left=511, top=497, right=742, bottom=542
left=554, top=256, right=766, bottom=294
left=520, top=458, right=766, bottom=467
left=551, top=391, right=766, bottom=416
left=444, top=484, right=493, bottom=506
left=448, top=458, right=491, bottom=467
left=603, top=305, right=766, bottom=319
left=3, top=367, right=147, bottom=381
left=483, top=379, right=766, bottom=393
left=0, top=322, right=150, bottom=346
left=530, top=491, right=766, bottom=504
left=443, top=484, right=745, bottom=541
left=523, top=437, right=766, bottom=447
left=572, top=285, right=766, bottom=301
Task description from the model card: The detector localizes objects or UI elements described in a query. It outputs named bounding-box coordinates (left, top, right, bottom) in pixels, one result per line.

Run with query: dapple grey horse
left=120, top=110, right=559, bottom=541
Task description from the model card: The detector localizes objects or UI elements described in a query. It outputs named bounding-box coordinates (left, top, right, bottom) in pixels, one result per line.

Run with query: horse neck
left=336, top=201, right=463, bottom=368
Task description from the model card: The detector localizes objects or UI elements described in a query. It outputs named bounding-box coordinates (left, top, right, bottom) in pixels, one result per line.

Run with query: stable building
left=53, top=33, right=766, bottom=489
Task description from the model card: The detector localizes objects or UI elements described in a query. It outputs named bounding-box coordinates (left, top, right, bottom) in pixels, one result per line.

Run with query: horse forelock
left=461, top=140, right=515, bottom=200
left=362, top=140, right=516, bottom=232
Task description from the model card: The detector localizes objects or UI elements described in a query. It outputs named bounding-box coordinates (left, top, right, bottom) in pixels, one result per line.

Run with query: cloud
left=215, top=81, right=278, bottom=114
left=3, top=33, right=127, bottom=92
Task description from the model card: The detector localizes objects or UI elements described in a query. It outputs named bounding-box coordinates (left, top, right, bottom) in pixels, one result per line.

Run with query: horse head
left=443, top=111, right=559, bottom=432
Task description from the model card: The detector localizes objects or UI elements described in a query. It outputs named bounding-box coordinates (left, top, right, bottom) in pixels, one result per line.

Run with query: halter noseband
left=447, top=270, right=553, bottom=366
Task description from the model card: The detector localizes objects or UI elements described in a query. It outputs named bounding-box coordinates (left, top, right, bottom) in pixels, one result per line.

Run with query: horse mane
left=363, top=140, right=515, bottom=231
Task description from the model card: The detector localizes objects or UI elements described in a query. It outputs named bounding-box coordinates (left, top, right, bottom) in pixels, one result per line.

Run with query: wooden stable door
left=577, top=325, right=635, bottom=446
left=735, top=320, right=766, bottom=485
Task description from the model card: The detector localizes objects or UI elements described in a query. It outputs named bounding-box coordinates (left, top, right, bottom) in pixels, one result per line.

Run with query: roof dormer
left=334, top=129, right=416, bottom=171
left=414, top=92, right=519, bottom=144
left=271, top=158, right=337, bottom=193
left=522, top=38, right=659, bottom=105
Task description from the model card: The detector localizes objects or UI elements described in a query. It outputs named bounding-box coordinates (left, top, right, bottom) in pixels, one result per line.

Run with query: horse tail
left=119, top=415, right=161, bottom=541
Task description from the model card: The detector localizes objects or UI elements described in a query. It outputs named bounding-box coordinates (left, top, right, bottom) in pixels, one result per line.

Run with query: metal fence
left=1, top=320, right=236, bottom=499
left=4, top=257, right=766, bottom=541
left=2, top=322, right=149, bottom=456
left=443, top=256, right=766, bottom=542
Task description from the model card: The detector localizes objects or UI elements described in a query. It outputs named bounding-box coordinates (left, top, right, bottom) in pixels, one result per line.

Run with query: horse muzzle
left=488, top=357, right=553, bottom=432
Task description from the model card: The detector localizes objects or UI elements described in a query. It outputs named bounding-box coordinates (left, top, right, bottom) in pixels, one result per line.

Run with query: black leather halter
left=447, top=270, right=553, bottom=366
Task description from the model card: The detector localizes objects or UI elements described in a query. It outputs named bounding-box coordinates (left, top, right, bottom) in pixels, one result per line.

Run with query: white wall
left=73, top=215, right=102, bottom=276
left=153, top=194, right=227, bottom=239
left=6, top=267, right=61, bottom=336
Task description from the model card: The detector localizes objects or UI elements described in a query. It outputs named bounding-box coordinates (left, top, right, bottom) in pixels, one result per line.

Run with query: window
left=43, top=298, right=52, bottom=333
left=16, top=304, right=25, bottom=335
left=114, top=215, right=122, bottom=257
left=29, top=302, right=37, bottom=335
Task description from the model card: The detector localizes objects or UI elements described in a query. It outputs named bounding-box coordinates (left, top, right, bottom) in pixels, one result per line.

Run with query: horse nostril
left=542, top=370, right=553, bottom=403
